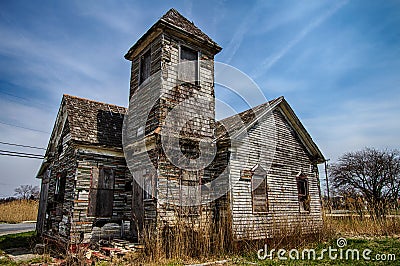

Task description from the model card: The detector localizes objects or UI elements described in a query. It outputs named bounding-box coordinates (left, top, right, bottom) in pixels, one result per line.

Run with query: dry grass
left=0, top=199, right=38, bottom=223
left=324, top=214, right=400, bottom=237
left=118, top=210, right=334, bottom=265
left=122, top=211, right=400, bottom=265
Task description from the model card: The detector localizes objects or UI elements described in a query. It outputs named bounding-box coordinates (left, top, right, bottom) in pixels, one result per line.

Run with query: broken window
left=55, top=172, right=67, bottom=203
left=179, top=46, right=199, bottom=84
left=88, top=166, right=114, bottom=217
left=143, top=171, right=154, bottom=200
left=252, top=174, right=268, bottom=213
left=296, top=175, right=310, bottom=211
left=139, top=49, right=151, bottom=85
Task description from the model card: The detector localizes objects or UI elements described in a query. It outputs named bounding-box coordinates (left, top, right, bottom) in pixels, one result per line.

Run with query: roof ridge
left=161, top=8, right=195, bottom=27
left=218, top=96, right=283, bottom=123
left=63, top=94, right=127, bottom=110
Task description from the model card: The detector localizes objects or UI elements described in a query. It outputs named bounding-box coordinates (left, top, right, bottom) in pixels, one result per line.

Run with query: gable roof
left=217, top=96, right=325, bottom=164
left=63, top=95, right=126, bottom=148
left=125, top=8, right=221, bottom=60
left=37, top=95, right=126, bottom=178
left=216, top=97, right=282, bottom=140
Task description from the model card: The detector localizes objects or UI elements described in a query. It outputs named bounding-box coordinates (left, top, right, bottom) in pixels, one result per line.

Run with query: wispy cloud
left=252, top=0, right=348, bottom=78
left=305, top=98, right=400, bottom=161
left=222, top=3, right=260, bottom=63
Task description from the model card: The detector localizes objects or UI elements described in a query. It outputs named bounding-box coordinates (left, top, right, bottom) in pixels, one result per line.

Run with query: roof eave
left=124, top=20, right=222, bottom=61
left=278, top=99, right=325, bottom=164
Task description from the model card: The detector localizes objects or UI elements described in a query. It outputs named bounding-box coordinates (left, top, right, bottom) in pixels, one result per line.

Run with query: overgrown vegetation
left=329, top=148, right=400, bottom=218
left=0, top=231, right=36, bottom=250
left=1, top=214, right=399, bottom=265
left=0, top=199, right=38, bottom=223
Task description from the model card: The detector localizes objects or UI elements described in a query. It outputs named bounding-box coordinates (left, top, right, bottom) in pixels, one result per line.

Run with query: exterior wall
left=40, top=122, right=132, bottom=243
left=157, top=32, right=217, bottom=228
left=41, top=123, right=77, bottom=241
left=127, top=30, right=218, bottom=237
left=229, top=108, right=323, bottom=239
left=70, top=148, right=132, bottom=244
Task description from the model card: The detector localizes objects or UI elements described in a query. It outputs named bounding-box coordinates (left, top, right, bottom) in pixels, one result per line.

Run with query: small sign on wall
left=240, top=169, right=253, bottom=180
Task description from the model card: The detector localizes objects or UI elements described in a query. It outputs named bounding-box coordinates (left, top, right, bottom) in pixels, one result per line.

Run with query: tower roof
left=125, top=8, right=221, bottom=60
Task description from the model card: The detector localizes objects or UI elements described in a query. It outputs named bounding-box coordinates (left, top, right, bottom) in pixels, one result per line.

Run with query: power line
left=0, top=121, right=50, bottom=134
left=0, top=152, right=44, bottom=159
left=0, top=149, right=44, bottom=159
left=0, top=141, right=46, bottom=150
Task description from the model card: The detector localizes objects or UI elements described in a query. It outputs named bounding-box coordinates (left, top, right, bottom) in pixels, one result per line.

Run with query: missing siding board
left=88, top=166, right=115, bottom=217
left=252, top=175, right=268, bottom=213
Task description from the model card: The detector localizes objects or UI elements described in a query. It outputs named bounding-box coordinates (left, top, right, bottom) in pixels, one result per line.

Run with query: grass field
left=0, top=200, right=38, bottom=223
left=241, top=237, right=399, bottom=265
left=0, top=202, right=398, bottom=265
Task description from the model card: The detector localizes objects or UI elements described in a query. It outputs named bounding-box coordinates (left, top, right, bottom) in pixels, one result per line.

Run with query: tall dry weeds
left=0, top=199, right=38, bottom=223
left=324, top=214, right=400, bottom=237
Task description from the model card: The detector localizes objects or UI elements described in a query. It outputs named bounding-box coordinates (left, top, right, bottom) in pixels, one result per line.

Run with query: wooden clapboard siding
left=70, top=149, right=131, bottom=243
left=125, top=27, right=220, bottom=236
left=229, top=108, right=322, bottom=239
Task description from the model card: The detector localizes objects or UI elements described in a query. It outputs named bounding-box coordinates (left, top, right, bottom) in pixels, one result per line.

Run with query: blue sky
left=0, top=0, right=399, bottom=197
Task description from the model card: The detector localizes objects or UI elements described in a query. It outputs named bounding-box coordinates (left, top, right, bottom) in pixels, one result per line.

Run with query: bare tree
left=14, top=185, right=39, bottom=200
left=330, top=148, right=400, bottom=218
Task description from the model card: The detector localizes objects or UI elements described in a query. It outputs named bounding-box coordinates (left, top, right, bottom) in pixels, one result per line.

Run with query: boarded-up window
left=180, top=171, right=200, bottom=215
left=252, top=175, right=268, bottom=213
left=139, top=50, right=151, bottom=85
left=88, top=167, right=114, bottom=217
left=179, top=46, right=199, bottom=84
left=55, top=172, right=67, bottom=203
left=296, top=176, right=310, bottom=211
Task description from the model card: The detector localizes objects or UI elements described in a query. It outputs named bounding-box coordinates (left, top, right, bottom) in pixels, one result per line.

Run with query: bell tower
left=124, top=9, right=222, bottom=236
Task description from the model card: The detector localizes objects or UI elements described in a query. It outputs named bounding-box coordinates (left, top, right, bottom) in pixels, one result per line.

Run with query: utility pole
left=324, top=159, right=331, bottom=213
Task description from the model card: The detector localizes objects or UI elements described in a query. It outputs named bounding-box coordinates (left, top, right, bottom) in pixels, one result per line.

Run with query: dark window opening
left=252, top=175, right=268, bottom=213
left=143, top=172, right=154, bottom=200
left=139, top=50, right=151, bottom=85
left=57, top=144, right=63, bottom=155
left=88, top=167, right=115, bottom=217
left=55, top=172, right=67, bottom=202
left=179, top=46, right=199, bottom=85
left=125, top=181, right=132, bottom=192
left=296, top=176, right=310, bottom=211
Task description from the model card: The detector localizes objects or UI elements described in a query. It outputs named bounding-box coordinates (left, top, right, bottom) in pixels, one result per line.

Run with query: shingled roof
left=63, top=95, right=126, bottom=148
left=159, top=9, right=218, bottom=47
left=216, top=97, right=282, bottom=139
left=216, top=96, right=325, bottom=163
left=125, top=8, right=221, bottom=60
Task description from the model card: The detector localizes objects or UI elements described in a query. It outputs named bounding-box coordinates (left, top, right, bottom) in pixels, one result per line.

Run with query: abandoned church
left=35, top=8, right=325, bottom=246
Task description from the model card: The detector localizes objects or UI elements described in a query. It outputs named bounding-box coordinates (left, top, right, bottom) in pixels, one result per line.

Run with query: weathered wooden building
left=36, top=95, right=132, bottom=244
left=216, top=97, right=324, bottom=239
left=36, top=8, right=325, bottom=244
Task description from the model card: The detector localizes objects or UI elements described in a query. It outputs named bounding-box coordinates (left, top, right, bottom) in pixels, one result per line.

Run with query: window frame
left=139, top=49, right=151, bottom=85
left=179, top=170, right=201, bottom=216
left=54, top=172, right=67, bottom=203
left=251, top=174, right=269, bottom=214
left=87, top=166, right=115, bottom=217
left=296, top=175, right=310, bottom=212
left=143, top=171, right=155, bottom=201
left=178, top=45, right=200, bottom=85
